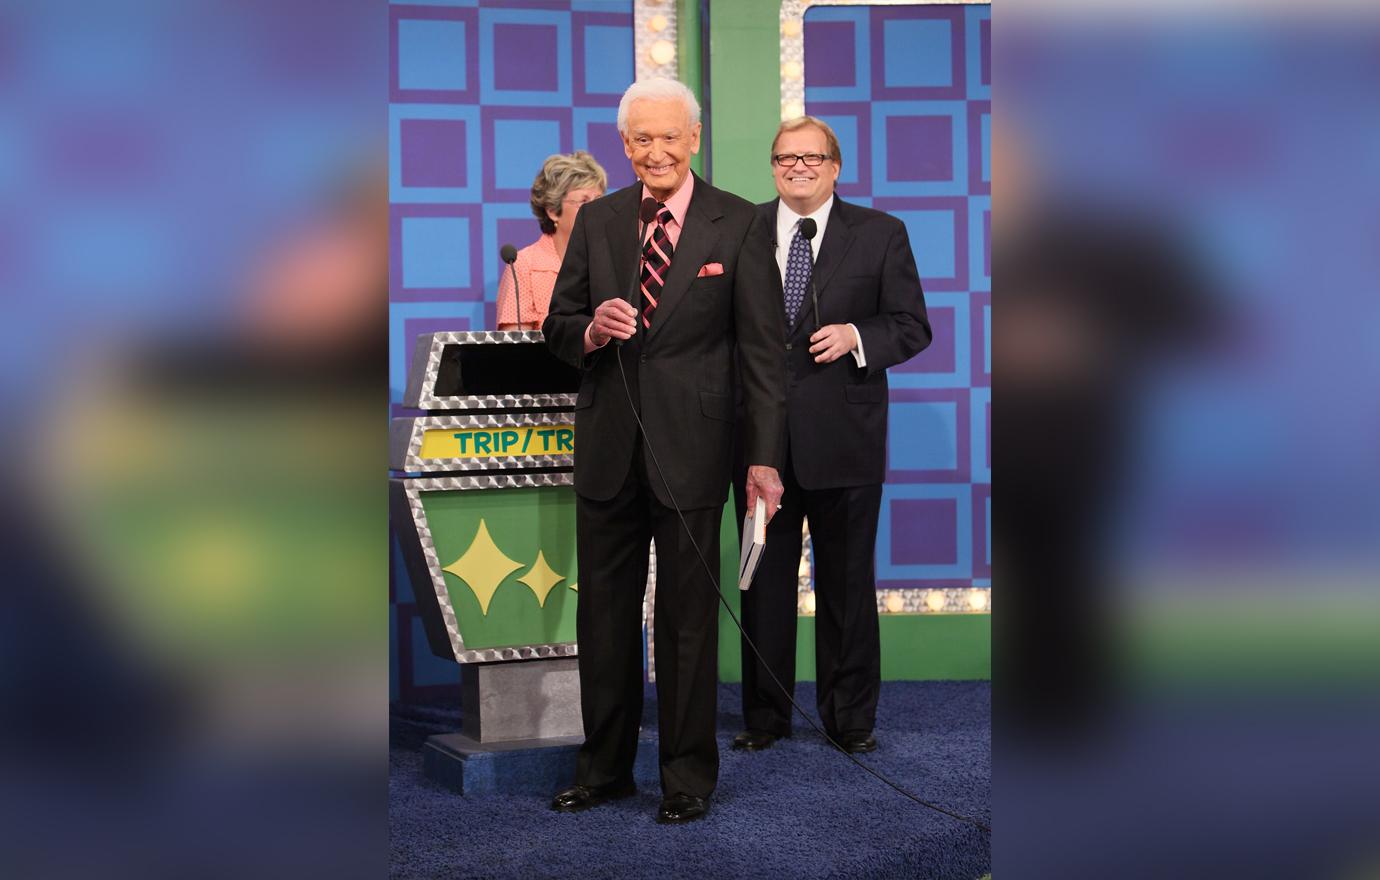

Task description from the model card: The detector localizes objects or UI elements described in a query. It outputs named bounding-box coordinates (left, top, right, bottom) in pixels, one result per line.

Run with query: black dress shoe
left=550, top=780, right=636, bottom=813
left=656, top=793, right=710, bottom=824
left=835, top=732, right=877, bottom=754
left=731, top=729, right=780, bottom=751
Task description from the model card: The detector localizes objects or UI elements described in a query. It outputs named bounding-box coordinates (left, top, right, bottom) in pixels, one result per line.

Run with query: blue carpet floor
left=390, top=681, right=990, bottom=880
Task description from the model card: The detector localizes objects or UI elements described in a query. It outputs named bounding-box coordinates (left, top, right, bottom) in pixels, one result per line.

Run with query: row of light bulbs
left=796, top=588, right=990, bottom=616
left=640, top=4, right=808, bottom=120
left=642, top=0, right=675, bottom=68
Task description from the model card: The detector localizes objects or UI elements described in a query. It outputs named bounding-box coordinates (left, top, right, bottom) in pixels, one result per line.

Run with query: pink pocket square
left=697, top=262, right=724, bottom=278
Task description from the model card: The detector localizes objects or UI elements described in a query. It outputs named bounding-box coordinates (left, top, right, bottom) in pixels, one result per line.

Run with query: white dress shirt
left=775, top=196, right=866, bottom=367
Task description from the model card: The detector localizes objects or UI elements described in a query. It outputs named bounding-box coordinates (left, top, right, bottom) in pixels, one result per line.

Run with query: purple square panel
left=804, top=21, right=857, bottom=88
left=400, top=119, right=468, bottom=188
left=587, top=122, right=634, bottom=189
left=887, top=116, right=953, bottom=182
left=891, top=498, right=958, bottom=565
left=494, top=24, right=558, bottom=91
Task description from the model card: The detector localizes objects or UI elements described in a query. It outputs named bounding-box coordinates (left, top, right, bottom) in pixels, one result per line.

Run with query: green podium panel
left=391, top=473, right=579, bottom=663
left=424, top=484, right=576, bottom=650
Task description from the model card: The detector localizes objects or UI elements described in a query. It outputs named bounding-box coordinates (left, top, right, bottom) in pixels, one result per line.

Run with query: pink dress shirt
left=496, top=233, right=561, bottom=330
left=585, top=174, right=695, bottom=350
left=642, top=173, right=693, bottom=250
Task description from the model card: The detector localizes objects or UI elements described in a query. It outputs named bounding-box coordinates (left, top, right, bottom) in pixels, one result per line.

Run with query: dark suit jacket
left=544, top=175, right=786, bottom=510
left=760, top=196, right=932, bottom=490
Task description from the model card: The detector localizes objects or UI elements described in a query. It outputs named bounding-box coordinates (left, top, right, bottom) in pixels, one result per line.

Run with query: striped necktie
left=640, top=204, right=675, bottom=328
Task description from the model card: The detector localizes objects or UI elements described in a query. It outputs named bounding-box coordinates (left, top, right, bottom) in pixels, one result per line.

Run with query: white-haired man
left=543, top=77, right=786, bottom=824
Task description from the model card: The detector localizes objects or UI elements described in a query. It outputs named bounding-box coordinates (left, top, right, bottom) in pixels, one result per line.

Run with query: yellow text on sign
left=420, top=425, right=574, bottom=459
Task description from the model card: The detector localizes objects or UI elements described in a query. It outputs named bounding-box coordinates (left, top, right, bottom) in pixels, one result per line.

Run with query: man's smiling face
left=622, top=98, right=700, bottom=202
left=771, top=125, right=840, bottom=215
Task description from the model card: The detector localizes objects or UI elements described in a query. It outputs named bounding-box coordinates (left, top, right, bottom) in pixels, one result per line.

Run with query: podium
left=391, top=331, right=622, bottom=793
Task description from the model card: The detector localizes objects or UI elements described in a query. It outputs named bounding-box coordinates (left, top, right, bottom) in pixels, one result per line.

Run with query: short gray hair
left=530, top=151, right=607, bottom=235
left=616, top=77, right=701, bottom=134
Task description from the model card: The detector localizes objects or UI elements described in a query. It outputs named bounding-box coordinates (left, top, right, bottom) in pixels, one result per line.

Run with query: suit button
left=785, top=343, right=794, bottom=351
left=639, top=354, right=647, bottom=364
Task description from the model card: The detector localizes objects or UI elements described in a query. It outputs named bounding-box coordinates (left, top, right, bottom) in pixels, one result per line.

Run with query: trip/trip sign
left=419, top=424, right=574, bottom=459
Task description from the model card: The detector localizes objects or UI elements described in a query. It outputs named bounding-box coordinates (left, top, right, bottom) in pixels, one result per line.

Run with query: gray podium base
left=461, top=657, right=582, bottom=743
left=425, top=656, right=659, bottom=796
left=423, top=731, right=660, bottom=797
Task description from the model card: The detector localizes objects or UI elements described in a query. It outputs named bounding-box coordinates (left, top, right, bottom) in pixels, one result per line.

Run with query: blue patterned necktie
left=783, top=220, right=813, bottom=327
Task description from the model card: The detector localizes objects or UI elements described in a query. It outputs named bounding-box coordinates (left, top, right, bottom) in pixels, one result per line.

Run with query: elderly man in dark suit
left=542, top=77, right=785, bottom=824
left=732, top=116, right=931, bottom=756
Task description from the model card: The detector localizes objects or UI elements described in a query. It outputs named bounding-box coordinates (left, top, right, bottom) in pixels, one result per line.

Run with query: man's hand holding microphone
left=585, top=298, right=639, bottom=351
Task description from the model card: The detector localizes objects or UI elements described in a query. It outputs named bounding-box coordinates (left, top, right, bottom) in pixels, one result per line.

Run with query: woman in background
left=497, top=151, right=607, bottom=331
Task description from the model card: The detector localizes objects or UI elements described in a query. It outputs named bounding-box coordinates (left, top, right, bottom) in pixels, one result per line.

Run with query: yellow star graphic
left=442, top=519, right=521, bottom=615
left=516, top=550, right=566, bottom=607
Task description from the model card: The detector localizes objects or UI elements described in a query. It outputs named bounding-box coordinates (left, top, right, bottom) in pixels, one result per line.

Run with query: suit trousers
left=740, top=448, right=882, bottom=738
left=573, top=443, right=723, bottom=799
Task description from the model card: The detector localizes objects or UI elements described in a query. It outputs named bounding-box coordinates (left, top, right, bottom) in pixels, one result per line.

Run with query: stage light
left=781, top=60, right=802, bottom=80
left=801, top=591, right=817, bottom=615
left=968, top=589, right=988, bottom=611
left=782, top=100, right=804, bottom=120
left=648, top=14, right=668, bottom=33
left=885, top=592, right=905, bottom=614
left=926, top=590, right=947, bottom=612
left=782, top=18, right=802, bottom=38
left=649, top=40, right=675, bottom=66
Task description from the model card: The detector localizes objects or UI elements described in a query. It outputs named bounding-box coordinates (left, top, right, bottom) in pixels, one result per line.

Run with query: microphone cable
left=611, top=344, right=990, bottom=835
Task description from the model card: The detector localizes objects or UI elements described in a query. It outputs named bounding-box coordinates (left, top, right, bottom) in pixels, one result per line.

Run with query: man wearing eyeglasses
left=733, top=116, right=932, bottom=756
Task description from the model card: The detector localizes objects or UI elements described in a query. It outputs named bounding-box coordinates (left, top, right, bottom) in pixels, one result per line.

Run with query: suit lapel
left=645, top=175, right=721, bottom=344
left=797, top=197, right=853, bottom=332
left=603, top=184, right=642, bottom=306
left=763, top=199, right=785, bottom=304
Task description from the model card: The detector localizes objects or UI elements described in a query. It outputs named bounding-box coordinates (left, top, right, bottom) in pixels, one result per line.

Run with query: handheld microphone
left=798, top=218, right=821, bottom=333
left=500, top=244, right=523, bottom=330
left=617, top=196, right=660, bottom=347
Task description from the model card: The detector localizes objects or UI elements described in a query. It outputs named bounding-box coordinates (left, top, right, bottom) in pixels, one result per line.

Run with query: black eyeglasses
left=772, top=153, right=830, bottom=167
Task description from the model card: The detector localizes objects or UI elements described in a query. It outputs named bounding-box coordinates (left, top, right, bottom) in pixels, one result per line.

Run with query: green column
left=676, top=0, right=705, bottom=177
left=703, top=0, right=782, bottom=682
left=705, top=0, right=779, bottom=200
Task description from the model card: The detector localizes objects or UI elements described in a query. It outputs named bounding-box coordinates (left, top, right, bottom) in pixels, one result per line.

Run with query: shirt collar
left=777, top=195, right=834, bottom=234
left=642, top=172, right=694, bottom=227
left=530, top=233, right=562, bottom=270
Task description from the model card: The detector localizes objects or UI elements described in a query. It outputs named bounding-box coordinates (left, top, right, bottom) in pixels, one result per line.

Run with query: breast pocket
left=689, top=275, right=732, bottom=322
left=691, top=275, right=730, bottom=296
